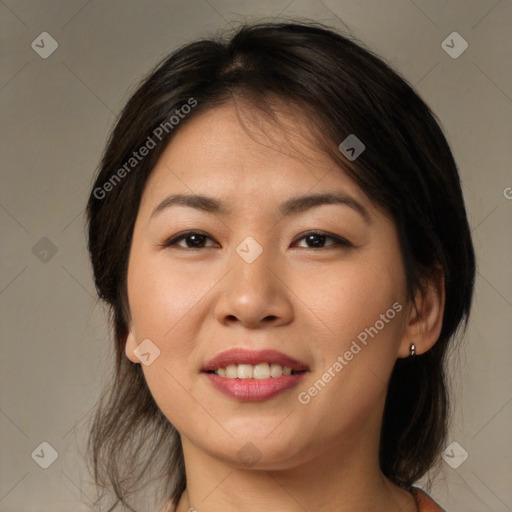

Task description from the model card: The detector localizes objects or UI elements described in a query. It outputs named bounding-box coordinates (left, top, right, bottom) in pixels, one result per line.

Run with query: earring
left=409, top=343, right=416, bottom=357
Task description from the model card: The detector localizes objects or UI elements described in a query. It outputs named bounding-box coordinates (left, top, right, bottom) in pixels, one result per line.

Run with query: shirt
left=412, top=487, right=446, bottom=512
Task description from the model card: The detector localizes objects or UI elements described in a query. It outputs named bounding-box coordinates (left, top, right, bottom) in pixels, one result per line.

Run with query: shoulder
left=411, top=487, right=446, bottom=512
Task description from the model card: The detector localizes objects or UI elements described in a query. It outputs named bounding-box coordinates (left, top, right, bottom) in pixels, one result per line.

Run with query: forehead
left=140, top=101, right=370, bottom=215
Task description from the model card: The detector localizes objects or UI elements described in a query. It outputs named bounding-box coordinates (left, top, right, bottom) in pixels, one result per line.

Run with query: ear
left=125, top=328, right=140, bottom=364
left=398, top=267, right=445, bottom=358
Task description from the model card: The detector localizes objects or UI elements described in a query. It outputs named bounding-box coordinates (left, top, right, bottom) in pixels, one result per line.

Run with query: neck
left=174, top=424, right=417, bottom=512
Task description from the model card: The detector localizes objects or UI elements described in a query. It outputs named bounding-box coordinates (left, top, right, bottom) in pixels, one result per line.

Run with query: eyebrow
left=151, top=192, right=370, bottom=223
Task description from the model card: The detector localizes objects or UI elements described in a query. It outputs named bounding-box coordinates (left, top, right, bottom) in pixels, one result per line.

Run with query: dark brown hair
left=86, top=20, right=476, bottom=511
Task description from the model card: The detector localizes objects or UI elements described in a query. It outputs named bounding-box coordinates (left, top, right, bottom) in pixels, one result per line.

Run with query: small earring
left=409, top=343, right=416, bottom=357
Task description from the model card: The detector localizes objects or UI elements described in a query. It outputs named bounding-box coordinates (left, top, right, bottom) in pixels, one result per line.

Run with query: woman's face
left=125, top=101, right=413, bottom=470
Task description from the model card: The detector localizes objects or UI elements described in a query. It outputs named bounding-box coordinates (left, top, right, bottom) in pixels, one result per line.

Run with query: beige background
left=1, top=1, right=511, bottom=511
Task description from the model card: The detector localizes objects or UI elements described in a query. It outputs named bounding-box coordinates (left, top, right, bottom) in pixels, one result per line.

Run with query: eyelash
left=159, top=230, right=353, bottom=250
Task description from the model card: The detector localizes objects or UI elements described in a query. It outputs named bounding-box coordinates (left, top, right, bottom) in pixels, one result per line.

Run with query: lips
left=201, top=348, right=309, bottom=402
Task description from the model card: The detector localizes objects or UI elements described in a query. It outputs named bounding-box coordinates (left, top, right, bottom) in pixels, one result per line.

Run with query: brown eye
left=292, top=231, right=353, bottom=249
left=161, top=231, right=218, bottom=249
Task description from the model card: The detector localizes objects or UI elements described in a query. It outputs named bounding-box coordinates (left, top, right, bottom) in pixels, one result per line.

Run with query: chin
left=198, top=432, right=312, bottom=471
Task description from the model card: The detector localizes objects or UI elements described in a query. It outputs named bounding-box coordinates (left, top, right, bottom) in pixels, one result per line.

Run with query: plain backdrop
left=1, top=1, right=511, bottom=511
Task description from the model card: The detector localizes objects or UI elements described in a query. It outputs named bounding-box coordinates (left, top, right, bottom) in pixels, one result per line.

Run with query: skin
left=124, top=100, right=445, bottom=512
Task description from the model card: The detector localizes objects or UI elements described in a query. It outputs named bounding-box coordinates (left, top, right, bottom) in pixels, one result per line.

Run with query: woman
left=86, top=21, right=475, bottom=512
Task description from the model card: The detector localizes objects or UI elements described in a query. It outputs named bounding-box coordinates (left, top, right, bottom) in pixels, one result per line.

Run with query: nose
left=213, top=244, right=294, bottom=329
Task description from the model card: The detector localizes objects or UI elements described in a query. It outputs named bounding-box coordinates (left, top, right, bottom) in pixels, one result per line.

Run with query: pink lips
left=201, top=348, right=309, bottom=402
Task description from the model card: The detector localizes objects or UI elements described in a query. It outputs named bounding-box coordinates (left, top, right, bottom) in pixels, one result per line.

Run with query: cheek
left=300, top=254, right=406, bottom=342
left=296, top=243, right=407, bottom=402
left=128, top=254, right=208, bottom=341
left=293, top=263, right=406, bottom=444
left=125, top=252, right=220, bottom=411
left=127, top=254, right=211, bottom=433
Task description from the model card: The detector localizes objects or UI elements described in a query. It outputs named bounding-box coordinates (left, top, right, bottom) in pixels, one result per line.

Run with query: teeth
left=225, top=365, right=238, bottom=378
left=237, top=364, right=253, bottom=379
left=253, top=363, right=270, bottom=379
left=270, top=363, right=282, bottom=378
left=214, top=363, right=294, bottom=379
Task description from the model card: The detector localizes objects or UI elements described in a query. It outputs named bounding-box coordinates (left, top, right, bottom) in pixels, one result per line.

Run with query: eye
left=160, top=231, right=218, bottom=249
left=292, top=231, right=353, bottom=249
left=160, top=230, right=353, bottom=250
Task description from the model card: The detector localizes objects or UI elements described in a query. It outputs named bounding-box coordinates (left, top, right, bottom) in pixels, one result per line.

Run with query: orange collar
left=412, top=487, right=446, bottom=512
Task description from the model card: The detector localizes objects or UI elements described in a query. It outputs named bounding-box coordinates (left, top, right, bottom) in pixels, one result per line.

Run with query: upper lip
left=202, top=348, right=309, bottom=372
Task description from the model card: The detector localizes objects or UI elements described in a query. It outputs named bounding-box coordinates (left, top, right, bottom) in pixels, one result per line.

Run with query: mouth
left=204, top=363, right=305, bottom=378
left=201, top=348, right=309, bottom=401
left=201, top=348, right=309, bottom=376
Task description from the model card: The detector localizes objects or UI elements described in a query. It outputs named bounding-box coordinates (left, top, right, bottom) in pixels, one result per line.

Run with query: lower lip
left=203, top=372, right=307, bottom=401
